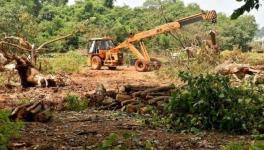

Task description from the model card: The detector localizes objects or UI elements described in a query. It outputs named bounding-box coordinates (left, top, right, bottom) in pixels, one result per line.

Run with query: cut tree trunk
left=148, top=96, right=170, bottom=105
left=116, top=94, right=132, bottom=102
left=132, top=85, right=175, bottom=98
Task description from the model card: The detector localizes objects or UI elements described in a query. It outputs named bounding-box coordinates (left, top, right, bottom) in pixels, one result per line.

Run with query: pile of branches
left=9, top=101, right=52, bottom=123
left=215, top=62, right=264, bottom=84
left=87, top=84, right=175, bottom=114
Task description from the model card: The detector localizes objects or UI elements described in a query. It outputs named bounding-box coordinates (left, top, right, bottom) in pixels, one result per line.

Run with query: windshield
left=97, top=40, right=115, bottom=50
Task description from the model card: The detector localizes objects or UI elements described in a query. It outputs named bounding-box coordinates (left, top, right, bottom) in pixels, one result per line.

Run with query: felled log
left=123, top=104, right=138, bottom=113
left=116, top=94, right=132, bottom=102
left=9, top=101, right=52, bottom=122
left=147, top=92, right=171, bottom=97
left=123, top=85, right=157, bottom=94
left=99, top=100, right=121, bottom=111
left=132, top=85, right=175, bottom=98
left=121, top=99, right=139, bottom=106
left=148, top=96, right=170, bottom=105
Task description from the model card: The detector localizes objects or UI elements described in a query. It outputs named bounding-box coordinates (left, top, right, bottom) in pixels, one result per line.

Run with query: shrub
left=0, top=111, right=24, bottom=150
left=63, top=95, right=88, bottom=111
left=167, top=72, right=264, bottom=133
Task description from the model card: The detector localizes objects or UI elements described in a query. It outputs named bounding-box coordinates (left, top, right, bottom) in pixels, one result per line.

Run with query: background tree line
left=0, top=0, right=259, bottom=52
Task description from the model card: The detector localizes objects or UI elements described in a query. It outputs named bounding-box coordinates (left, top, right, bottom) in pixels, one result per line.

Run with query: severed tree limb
left=36, top=34, right=73, bottom=51
left=0, top=41, right=31, bottom=52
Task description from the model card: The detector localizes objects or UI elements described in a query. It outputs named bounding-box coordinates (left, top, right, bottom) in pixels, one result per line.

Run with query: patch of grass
left=63, top=95, right=88, bottom=111
left=223, top=141, right=264, bottom=150
left=0, top=111, right=24, bottom=150
left=94, top=132, right=155, bottom=150
left=221, top=50, right=264, bottom=65
left=39, top=51, right=87, bottom=74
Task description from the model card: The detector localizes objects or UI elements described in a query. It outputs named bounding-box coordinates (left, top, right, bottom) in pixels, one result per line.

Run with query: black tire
left=91, top=56, right=102, bottom=70
left=135, top=59, right=148, bottom=72
left=150, top=58, right=161, bottom=70
left=108, top=66, right=117, bottom=70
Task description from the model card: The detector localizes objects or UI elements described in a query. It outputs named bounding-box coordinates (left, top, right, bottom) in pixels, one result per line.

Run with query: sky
left=69, top=0, right=264, bottom=28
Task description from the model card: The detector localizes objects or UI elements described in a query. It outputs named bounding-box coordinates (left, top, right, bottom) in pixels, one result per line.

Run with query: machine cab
left=88, top=37, right=115, bottom=54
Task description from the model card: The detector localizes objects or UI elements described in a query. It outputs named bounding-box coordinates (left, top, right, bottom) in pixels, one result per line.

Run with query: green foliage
left=95, top=132, right=155, bottom=150
left=39, top=51, right=87, bottom=74
left=0, top=0, right=258, bottom=52
left=231, top=0, right=263, bottom=19
left=167, top=72, right=264, bottom=133
left=0, top=111, right=24, bottom=150
left=104, top=0, right=115, bottom=8
left=221, top=50, right=264, bottom=66
left=217, top=14, right=258, bottom=51
left=63, top=95, right=88, bottom=111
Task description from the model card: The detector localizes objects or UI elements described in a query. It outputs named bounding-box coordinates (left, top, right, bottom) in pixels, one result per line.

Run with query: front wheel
left=91, top=56, right=102, bottom=70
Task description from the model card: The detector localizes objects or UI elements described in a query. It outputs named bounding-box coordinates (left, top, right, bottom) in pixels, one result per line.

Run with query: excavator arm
left=115, top=10, right=217, bottom=49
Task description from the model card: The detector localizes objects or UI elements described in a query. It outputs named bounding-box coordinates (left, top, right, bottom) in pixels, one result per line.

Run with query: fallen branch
left=37, top=34, right=72, bottom=51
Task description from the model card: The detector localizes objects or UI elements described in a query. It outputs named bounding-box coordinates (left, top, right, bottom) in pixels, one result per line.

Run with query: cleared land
left=1, top=65, right=252, bottom=150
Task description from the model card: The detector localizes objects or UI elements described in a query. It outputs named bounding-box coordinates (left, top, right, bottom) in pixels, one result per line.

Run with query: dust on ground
left=1, top=66, right=249, bottom=150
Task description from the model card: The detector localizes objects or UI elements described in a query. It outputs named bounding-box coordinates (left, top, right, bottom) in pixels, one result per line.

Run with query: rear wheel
left=135, top=59, right=148, bottom=72
left=91, top=56, right=102, bottom=70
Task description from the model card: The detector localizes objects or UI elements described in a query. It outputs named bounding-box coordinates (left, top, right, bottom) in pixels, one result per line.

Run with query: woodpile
left=215, top=63, right=264, bottom=84
left=9, top=101, right=52, bottom=122
left=88, top=84, right=175, bottom=114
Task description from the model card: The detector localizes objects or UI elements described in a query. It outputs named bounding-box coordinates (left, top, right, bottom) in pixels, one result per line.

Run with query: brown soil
left=1, top=66, right=249, bottom=150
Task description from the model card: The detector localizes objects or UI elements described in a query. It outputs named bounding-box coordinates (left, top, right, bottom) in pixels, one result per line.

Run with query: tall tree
left=41, top=0, right=68, bottom=6
left=104, top=0, right=115, bottom=8
left=231, top=0, right=263, bottom=19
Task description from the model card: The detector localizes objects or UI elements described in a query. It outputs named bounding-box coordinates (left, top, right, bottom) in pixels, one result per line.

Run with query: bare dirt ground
left=0, top=67, right=249, bottom=150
